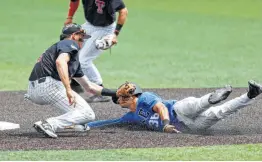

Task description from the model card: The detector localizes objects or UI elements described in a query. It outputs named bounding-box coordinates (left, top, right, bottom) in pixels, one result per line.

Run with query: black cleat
left=247, top=80, right=262, bottom=99
left=208, top=85, right=232, bottom=104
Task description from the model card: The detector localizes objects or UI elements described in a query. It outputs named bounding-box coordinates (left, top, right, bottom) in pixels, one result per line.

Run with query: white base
left=0, top=121, right=20, bottom=130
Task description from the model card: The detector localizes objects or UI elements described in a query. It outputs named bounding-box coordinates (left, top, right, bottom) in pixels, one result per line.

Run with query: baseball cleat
left=208, top=85, right=232, bottom=104
left=247, top=80, right=262, bottom=99
left=85, top=95, right=111, bottom=103
left=33, top=121, right=57, bottom=138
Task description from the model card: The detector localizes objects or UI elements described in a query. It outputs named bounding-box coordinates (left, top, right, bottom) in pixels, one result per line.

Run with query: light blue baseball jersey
left=125, top=92, right=177, bottom=131
left=88, top=92, right=182, bottom=132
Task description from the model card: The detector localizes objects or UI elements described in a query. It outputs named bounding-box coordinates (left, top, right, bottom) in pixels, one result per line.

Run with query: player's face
left=118, top=96, right=133, bottom=108
left=72, top=31, right=86, bottom=48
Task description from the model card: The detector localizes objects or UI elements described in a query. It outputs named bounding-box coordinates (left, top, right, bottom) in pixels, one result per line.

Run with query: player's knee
left=80, top=108, right=95, bottom=121
left=89, top=112, right=95, bottom=121
left=86, top=110, right=95, bottom=121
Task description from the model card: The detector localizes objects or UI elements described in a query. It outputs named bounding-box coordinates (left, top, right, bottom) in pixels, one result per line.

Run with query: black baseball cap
left=61, top=23, right=91, bottom=39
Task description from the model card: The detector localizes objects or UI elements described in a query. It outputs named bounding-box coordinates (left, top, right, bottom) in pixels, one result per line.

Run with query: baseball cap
left=61, top=23, right=91, bottom=39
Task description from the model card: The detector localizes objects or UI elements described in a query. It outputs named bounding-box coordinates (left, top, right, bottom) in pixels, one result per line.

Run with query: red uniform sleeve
left=68, top=0, right=80, bottom=18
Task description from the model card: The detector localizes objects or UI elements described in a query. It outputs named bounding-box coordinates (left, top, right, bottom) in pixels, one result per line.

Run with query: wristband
left=114, top=24, right=123, bottom=36
left=163, top=119, right=170, bottom=126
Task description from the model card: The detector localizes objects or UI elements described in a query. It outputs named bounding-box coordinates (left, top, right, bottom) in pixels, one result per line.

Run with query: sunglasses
left=74, top=29, right=86, bottom=35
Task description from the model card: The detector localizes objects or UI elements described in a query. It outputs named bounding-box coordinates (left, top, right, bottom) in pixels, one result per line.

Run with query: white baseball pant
left=25, top=76, right=95, bottom=132
left=174, top=93, right=254, bottom=130
left=80, top=21, right=116, bottom=85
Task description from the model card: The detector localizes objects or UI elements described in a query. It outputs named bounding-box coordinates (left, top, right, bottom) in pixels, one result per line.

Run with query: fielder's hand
left=66, top=89, right=76, bottom=107
left=112, top=34, right=118, bottom=45
left=64, top=17, right=73, bottom=26
left=163, top=124, right=181, bottom=133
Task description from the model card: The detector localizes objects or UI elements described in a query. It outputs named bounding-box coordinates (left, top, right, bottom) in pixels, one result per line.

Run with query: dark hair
left=60, top=34, right=70, bottom=40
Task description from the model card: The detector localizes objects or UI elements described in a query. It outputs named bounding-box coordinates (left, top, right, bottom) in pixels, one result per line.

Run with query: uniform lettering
left=95, top=0, right=105, bottom=14
left=138, top=108, right=150, bottom=118
left=148, top=113, right=160, bottom=128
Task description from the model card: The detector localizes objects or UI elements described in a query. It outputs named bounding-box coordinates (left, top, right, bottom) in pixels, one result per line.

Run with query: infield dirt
left=1, top=88, right=262, bottom=150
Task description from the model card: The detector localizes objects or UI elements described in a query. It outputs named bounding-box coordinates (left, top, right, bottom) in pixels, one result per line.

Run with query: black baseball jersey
left=82, top=0, right=125, bottom=27
left=29, top=40, right=84, bottom=81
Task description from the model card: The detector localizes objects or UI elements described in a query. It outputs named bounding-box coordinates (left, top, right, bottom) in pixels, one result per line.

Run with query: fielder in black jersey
left=25, top=23, right=116, bottom=138
left=29, top=39, right=83, bottom=81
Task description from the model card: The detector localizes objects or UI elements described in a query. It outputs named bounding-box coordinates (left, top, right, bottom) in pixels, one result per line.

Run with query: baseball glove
left=95, top=34, right=115, bottom=50
left=117, top=82, right=136, bottom=97
left=163, top=124, right=181, bottom=133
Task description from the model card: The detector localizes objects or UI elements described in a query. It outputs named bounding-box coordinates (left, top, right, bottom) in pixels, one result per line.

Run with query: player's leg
left=45, top=90, right=95, bottom=131
left=26, top=77, right=60, bottom=138
left=193, top=80, right=262, bottom=130
left=174, top=85, right=232, bottom=120
left=25, top=78, right=51, bottom=105
left=80, top=21, right=115, bottom=82
left=78, top=22, right=115, bottom=102
left=78, top=35, right=110, bottom=102
left=33, top=77, right=95, bottom=138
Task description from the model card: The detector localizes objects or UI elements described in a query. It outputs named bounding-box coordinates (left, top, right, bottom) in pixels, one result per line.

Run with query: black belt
left=31, top=77, right=46, bottom=87
left=38, top=77, right=46, bottom=83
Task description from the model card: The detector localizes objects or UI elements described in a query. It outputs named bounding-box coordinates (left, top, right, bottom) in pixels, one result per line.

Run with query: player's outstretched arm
left=87, top=118, right=124, bottom=128
left=87, top=112, right=135, bottom=128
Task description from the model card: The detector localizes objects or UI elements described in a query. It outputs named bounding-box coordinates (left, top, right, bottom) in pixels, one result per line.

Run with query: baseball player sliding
left=25, top=23, right=116, bottom=138
left=87, top=80, right=262, bottom=133
left=64, top=0, right=128, bottom=103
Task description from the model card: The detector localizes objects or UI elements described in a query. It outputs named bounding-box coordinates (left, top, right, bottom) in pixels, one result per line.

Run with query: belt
left=38, top=77, right=46, bottom=83
left=30, top=77, right=46, bottom=87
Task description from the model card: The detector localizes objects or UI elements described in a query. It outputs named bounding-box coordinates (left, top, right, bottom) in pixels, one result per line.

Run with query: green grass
left=1, top=0, right=262, bottom=90
left=1, top=144, right=262, bottom=161
left=1, top=0, right=262, bottom=160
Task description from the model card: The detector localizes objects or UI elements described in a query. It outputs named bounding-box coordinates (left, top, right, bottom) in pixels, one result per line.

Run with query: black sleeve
left=113, top=0, right=125, bottom=11
left=57, top=40, right=79, bottom=61
left=73, top=64, right=84, bottom=78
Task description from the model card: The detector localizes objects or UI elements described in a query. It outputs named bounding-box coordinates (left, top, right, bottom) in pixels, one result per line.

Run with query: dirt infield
left=1, top=88, right=262, bottom=151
